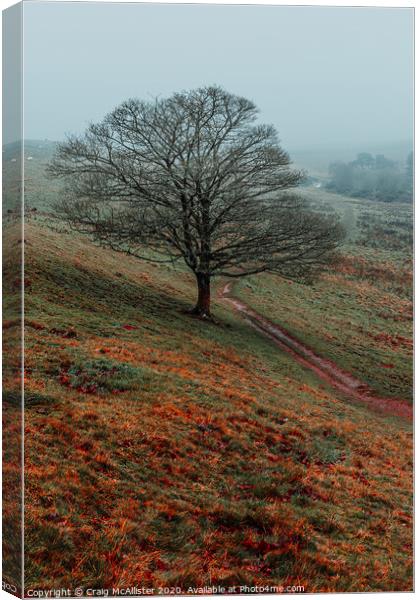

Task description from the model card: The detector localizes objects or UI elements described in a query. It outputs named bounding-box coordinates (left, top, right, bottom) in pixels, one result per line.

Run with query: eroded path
left=220, top=282, right=412, bottom=420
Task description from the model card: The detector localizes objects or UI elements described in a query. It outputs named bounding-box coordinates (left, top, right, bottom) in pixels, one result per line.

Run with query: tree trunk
left=192, top=272, right=211, bottom=317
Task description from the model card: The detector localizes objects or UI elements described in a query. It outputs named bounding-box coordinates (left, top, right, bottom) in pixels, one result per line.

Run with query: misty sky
left=18, top=2, right=414, bottom=150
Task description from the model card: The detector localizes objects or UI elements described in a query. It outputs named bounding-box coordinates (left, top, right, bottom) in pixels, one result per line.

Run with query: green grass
left=2, top=212, right=413, bottom=594
left=236, top=264, right=412, bottom=401
left=235, top=190, right=412, bottom=401
left=61, top=357, right=151, bottom=394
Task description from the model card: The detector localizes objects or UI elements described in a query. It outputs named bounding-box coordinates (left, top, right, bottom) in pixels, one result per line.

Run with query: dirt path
left=220, top=282, right=412, bottom=420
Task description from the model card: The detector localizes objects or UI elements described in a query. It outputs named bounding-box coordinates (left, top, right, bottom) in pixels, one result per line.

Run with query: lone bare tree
left=48, top=86, right=344, bottom=317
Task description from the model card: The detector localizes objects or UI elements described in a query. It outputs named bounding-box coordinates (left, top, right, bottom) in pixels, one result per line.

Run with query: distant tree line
left=327, top=151, right=413, bottom=202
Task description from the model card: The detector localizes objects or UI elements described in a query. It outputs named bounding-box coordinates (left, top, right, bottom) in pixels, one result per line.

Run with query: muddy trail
left=220, top=282, right=412, bottom=420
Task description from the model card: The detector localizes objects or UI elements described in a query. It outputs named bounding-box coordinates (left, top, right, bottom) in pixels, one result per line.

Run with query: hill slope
left=3, top=219, right=413, bottom=593
left=2, top=140, right=58, bottom=213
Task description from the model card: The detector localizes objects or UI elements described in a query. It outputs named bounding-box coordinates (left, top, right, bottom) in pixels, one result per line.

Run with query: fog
left=12, top=2, right=415, bottom=156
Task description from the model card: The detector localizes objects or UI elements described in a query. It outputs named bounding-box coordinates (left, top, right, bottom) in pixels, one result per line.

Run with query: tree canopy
left=48, top=86, right=345, bottom=317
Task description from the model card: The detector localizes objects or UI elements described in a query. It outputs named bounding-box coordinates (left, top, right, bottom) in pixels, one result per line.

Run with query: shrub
left=60, top=358, right=143, bottom=394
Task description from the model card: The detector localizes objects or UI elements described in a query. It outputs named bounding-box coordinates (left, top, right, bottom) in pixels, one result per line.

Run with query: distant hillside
left=2, top=140, right=58, bottom=213
left=3, top=139, right=57, bottom=161
left=2, top=139, right=414, bottom=213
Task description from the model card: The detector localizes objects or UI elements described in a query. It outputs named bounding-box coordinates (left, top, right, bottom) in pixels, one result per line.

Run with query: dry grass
left=2, top=219, right=413, bottom=593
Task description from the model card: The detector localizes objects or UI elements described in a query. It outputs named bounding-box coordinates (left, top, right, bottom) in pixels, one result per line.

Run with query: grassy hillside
left=236, top=250, right=412, bottom=401
left=234, top=189, right=412, bottom=401
left=3, top=216, right=412, bottom=593
left=2, top=140, right=59, bottom=213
